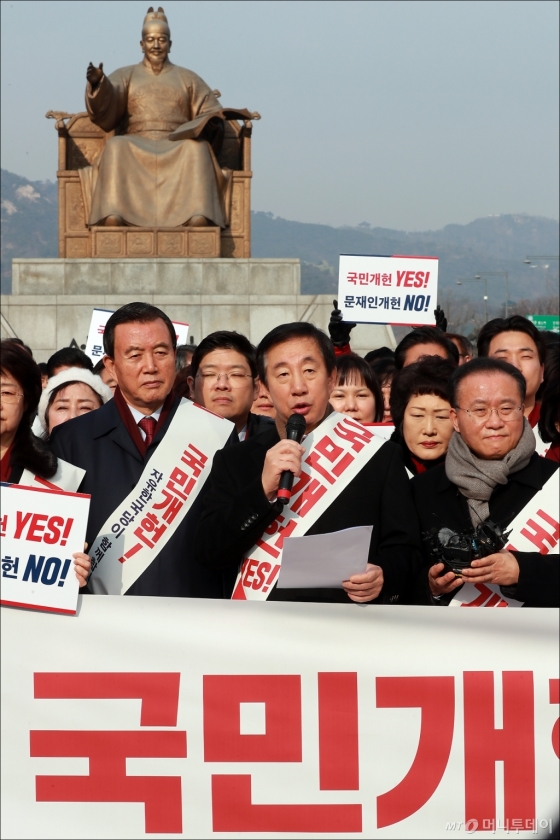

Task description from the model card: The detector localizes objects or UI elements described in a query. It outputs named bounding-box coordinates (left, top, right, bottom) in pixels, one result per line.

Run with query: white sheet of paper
left=276, top=525, right=373, bottom=589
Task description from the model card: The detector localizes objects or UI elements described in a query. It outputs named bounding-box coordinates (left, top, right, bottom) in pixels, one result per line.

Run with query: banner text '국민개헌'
left=1, top=596, right=558, bottom=838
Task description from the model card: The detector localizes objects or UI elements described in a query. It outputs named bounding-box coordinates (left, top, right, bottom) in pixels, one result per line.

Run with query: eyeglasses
left=195, top=372, right=254, bottom=387
left=0, top=389, right=24, bottom=405
left=455, top=405, right=524, bottom=422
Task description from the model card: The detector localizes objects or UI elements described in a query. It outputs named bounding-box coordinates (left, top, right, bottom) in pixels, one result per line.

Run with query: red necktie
left=138, top=416, right=157, bottom=448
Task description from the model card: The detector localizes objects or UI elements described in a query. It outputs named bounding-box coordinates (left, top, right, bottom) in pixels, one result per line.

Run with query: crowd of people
left=1, top=303, right=558, bottom=607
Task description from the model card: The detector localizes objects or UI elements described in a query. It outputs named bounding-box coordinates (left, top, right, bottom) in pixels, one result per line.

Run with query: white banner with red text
left=1, top=597, right=557, bottom=839
left=338, top=255, right=438, bottom=326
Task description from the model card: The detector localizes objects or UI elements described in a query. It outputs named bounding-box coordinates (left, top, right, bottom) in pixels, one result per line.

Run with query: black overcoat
left=49, top=396, right=223, bottom=598
left=410, top=454, right=559, bottom=607
left=194, top=424, right=423, bottom=603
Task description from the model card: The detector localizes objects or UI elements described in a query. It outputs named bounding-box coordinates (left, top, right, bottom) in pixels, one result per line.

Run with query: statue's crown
left=143, top=6, right=169, bottom=29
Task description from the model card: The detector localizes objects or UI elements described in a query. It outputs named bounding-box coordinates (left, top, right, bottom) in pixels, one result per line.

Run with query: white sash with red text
left=232, top=413, right=386, bottom=601
left=88, top=400, right=233, bottom=595
left=533, top=424, right=550, bottom=458
left=19, top=459, right=86, bottom=494
left=450, top=470, right=559, bottom=607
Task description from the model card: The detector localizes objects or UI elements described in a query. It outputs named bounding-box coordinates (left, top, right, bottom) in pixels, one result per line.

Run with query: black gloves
left=434, top=304, right=448, bottom=333
left=328, top=300, right=356, bottom=348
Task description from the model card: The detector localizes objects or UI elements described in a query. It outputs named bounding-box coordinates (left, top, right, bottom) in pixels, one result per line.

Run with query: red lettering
left=333, top=418, right=373, bottom=452
left=31, top=672, right=185, bottom=833
left=520, top=512, right=559, bottom=553
left=211, top=775, right=361, bottom=833
left=376, top=676, right=454, bottom=828
left=461, top=583, right=495, bottom=607
left=43, top=516, right=64, bottom=545
left=291, top=477, right=327, bottom=517
left=231, top=561, right=249, bottom=599
left=243, top=559, right=259, bottom=587
left=252, top=562, right=271, bottom=590
left=550, top=679, right=559, bottom=759
left=27, top=513, right=48, bottom=542
left=463, top=671, right=535, bottom=828
left=538, top=509, right=560, bottom=538
left=203, top=675, right=302, bottom=762
left=306, top=451, right=335, bottom=484
left=423, top=271, right=430, bottom=287
left=290, top=470, right=312, bottom=498
left=396, top=270, right=406, bottom=286
left=318, top=672, right=359, bottom=790
left=404, top=270, right=415, bottom=286
left=413, top=271, right=424, bottom=287
left=34, top=673, right=181, bottom=725
left=255, top=537, right=281, bottom=558
left=32, top=730, right=185, bottom=833
left=262, top=564, right=281, bottom=593
left=274, top=518, right=297, bottom=550
left=14, top=510, right=32, bottom=539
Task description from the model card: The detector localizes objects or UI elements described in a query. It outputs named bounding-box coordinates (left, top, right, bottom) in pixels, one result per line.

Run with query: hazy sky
left=1, top=0, right=558, bottom=230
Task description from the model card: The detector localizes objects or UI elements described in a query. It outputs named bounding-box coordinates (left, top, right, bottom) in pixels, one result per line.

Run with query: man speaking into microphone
left=195, top=322, right=422, bottom=603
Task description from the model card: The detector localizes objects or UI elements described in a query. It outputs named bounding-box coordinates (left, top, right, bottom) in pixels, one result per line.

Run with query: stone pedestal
left=1, top=258, right=396, bottom=362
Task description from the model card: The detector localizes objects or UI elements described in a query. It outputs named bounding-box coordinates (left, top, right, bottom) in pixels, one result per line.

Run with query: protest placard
left=84, top=308, right=114, bottom=362
left=84, top=309, right=189, bottom=362
left=338, top=254, right=438, bottom=326
left=0, top=483, right=90, bottom=615
left=172, top=320, right=189, bottom=346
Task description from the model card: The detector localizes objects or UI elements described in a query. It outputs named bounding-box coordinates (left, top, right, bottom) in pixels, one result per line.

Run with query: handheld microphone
left=277, top=413, right=307, bottom=505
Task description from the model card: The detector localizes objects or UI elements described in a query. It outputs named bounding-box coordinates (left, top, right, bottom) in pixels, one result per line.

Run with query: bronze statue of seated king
left=48, top=6, right=259, bottom=259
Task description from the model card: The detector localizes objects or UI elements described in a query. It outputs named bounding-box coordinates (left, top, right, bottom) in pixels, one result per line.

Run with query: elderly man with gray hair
left=411, top=357, right=558, bottom=608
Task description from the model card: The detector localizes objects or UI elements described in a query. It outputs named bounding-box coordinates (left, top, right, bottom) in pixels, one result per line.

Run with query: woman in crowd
left=329, top=353, right=383, bottom=424
left=370, top=356, right=396, bottom=423
left=37, top=367, right=112, bottom=438
left=389, top=356, right=456, bottom=476
left=252, top=379, right=276, bottom=419
left=1, top=343, right=57, bottom=483
left=0, top=346, right=91, bottom=586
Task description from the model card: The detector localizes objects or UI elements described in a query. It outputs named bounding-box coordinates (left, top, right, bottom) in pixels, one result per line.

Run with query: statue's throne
left=47, top=108, right=259, bottom=259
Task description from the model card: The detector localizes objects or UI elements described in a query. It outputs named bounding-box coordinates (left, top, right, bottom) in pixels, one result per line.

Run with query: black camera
left=422, top=520, right=511, bottom=577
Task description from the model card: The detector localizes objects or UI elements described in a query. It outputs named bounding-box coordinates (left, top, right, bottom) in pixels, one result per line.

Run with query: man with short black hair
left=189, top=330, right=272, bottom=440
left=51, top=302, right=229, bottom=598
left=394, top=326, right=459, bottom=370
left=411, top=357, right=558, bottom=607
left=47, top=347, right=93, bottom=378
left=445, top=332, right=473, bottom=365
left=195, top=322, right=422, bottom=603
left=477, top=315, right=545, bottom=426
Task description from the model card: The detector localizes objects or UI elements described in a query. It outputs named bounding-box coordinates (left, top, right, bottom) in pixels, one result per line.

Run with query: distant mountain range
left=2, top=168, right=558, bottom=301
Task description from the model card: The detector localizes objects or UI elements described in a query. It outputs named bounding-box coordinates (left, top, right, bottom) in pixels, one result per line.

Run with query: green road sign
left=527, top=314, right=559, bottom=333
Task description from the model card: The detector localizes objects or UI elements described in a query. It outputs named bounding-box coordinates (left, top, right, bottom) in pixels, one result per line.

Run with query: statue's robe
left=80, top=60, right=231, bottom=228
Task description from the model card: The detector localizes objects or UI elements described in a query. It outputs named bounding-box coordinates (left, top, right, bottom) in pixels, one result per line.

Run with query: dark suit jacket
left=50, top=396, right=222, bottom=598
left=195, top=424, right=422, bottom=603
left=410, top=454, right=559, bottom=607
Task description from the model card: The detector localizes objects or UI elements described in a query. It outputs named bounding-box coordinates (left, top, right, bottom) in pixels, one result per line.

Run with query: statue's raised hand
left=86, top=62, right=104, bottom=88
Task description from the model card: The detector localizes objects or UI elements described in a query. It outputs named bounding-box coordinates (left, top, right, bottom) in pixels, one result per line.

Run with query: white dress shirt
left=126, top=403, right=163, bottom=440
